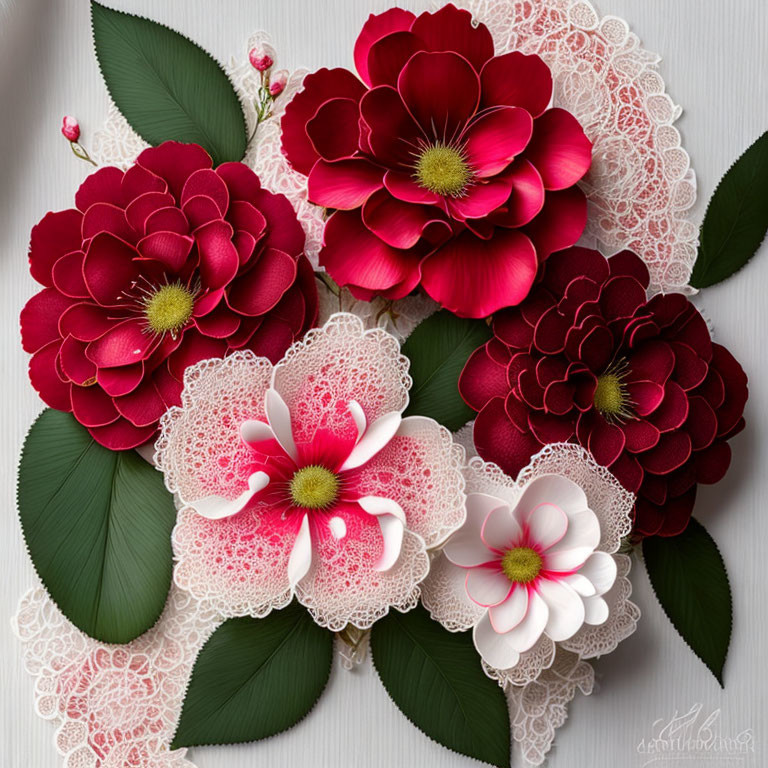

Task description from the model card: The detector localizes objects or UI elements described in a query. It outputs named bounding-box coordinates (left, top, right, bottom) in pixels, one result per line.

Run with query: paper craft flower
left=422, top=443, right=638, bottom=679
left=280, top=3, right=591, bottom=317
left=156, top=313, right=466, bottom=630
left=20, top=141, right=318, bottom=450
left=459, top=248, right=748, bottom=537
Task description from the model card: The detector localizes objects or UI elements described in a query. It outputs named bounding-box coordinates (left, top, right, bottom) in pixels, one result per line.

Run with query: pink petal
left=88, top=418, right=157, bottom=450
left=522, top=187, right=587, bottom=259
left=58, top=303, right=117, bottom=343
left=446, top=176, right=512, bottom=220
left=307, top=158, right=384, bottom=210
left=193, top=306, right=240, bottom=338
left=354, top=7, right=417, bottom=86
left=86, top=319, right=156, bottom=368
left=383, top=170, right=441, bottom=205
left=491, top=160, right=545, bottom=227
left=525, top=109, right=592, bottom=190
left=145, top=206, right=189, bottom=236
left=227, top=200, right=267, bottom=243
left=362, top=189, right=446, bottom=249
left=249, top=187, right=307, bottom=256
left=195, top=220, right=239, bottom=289
left=397, top=51, right=480, bottom=139
left=183, top=195, right=222, bottom=230
left=306, top=97, right=362, bottom=162
left=97, top=363, right=145, bottom=397
left=444, top=492, right=506, bottom=567
left=366, top=31, right=422, bottom=88
left=464, top=107, right=533, bottom=178
left=59, top=335, right=97, bottom=385
left=480, top=52, right=553, bottom=117
left=216, top=161, right=263, bottom=202
left=360, top=85, right=422, bottom=167
left=481, top=504, right=522, bottom=552
left=227, top=248, right=297, bottom=316
left=421, top=229, right=537, bottom=318
left=167, top=331, right=227, bottom=380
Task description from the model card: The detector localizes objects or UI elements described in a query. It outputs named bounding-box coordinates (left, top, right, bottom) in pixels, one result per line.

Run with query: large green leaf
left=91, top=2, right=247, bottom=164
left=643, top=518, right=732, bottom=685
left=370, top=606, right=510, bottom=768
left=172, top=603, right=333, bottom=748
left=402, top=310, right=492, bottom=431
left=18, top=409, right=176, bottom=643
left=691, top=131, right=768, bottom=288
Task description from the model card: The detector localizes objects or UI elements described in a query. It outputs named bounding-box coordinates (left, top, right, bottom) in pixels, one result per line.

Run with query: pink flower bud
left=248, top=45, right=274, bottom=72
left=269, top=70, right=288, bottom=97
left=61, top=116, right=80, bottom=142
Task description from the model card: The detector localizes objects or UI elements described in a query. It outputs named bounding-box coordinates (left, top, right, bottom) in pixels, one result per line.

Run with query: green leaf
left=18, top=409, right=176, bottom=643
left=91, top=1, right=247, bottom=164
left=691, top=131, right=768, bottom=288
left=643, top=518, right=732, bottom=685
left=172, top=603, right=333, bottom=748
left=402, top=310, right=492, bottom=431
left=370, top=606, right=510, bottom=768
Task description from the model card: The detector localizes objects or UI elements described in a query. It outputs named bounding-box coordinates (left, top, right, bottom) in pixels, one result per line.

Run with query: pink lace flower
left=156, top=313, right=466, bottom=630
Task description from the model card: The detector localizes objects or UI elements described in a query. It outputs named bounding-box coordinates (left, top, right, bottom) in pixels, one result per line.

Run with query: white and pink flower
left=156, top=313, right=466, bottom=630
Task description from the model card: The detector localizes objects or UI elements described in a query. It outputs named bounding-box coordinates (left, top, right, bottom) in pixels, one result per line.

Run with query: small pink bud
left=269, top=70, right=288, bottom=97
left=61, top=116, right=80, bottom=142
left=248, top=45, right=274, bottom=72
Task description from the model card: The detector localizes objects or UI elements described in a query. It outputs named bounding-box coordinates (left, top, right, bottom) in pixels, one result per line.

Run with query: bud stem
left=70, top=141, right=98, bottom=167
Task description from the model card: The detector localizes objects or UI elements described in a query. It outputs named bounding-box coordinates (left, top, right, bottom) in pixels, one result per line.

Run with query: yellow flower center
left=290, top=465, right=340, bottom=509
left=414, top=143, right=471, bottom=197
left=144, top=282, right=194, bottom=337
left=501, top=547, right=542, bottom=583
left=593, top=358, right=635, bottom=422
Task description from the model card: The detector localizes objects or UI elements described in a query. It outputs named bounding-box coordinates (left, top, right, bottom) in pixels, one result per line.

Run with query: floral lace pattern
left=455, top=0, right=698, bottom=292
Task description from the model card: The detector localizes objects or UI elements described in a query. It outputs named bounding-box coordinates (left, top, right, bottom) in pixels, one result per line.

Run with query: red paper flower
left=281, top=4, right=591, bottom=318
left=20, top=141, right=318, bottom=451
left=459, top=248, right=748, bottom=537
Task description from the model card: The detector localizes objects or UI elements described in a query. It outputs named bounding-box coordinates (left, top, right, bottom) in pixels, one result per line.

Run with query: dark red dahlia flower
left=281, top=4, right=591, bottom=318
left=459, top=248, right=748, bottom=537
left=20, top=141, right=318, bottom=451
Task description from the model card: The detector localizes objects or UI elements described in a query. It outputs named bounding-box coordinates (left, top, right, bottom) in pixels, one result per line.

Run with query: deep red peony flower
left=459, top=248, right=748, bottom=537
left=20, top=141, right=318, bottom=451
left=281, top=4, right=591, bottom=318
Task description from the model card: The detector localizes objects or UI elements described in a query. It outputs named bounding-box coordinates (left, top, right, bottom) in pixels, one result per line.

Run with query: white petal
left=340, top=411, right=402, bottom=471
left=265, top=388, right=298, bottom=460
left=488, top=585, right=528, bottom=633
left=240, top=419, right=274, bottom=447
left=328, top=516, right=347, bottom=539
left=577, top=552, right=618, bottom=596
left=465, top=567, right=512, bottom=608
left=538, top=579, right=585, bottom=642
left=583, top=595, right=610, bottom=625
left=561, top=573, right=596, bottom=597
left=347, top=400, right=366, bottom=443
left=544, top=508, right=601, bottom=571
left=544, top=546, right=593, bottom=572
left=287, top=513, right=312, bottom=588
left=514, top=474, right=589, bottom=521
left=473, top=613, right=521, bottom=671
left=503, top=590, right=549, bottom=652
left=444, top=493, right=506, bottom=567
left=191, top=471, right=269, bottom=520
left=357, top=495, right=406, bottom=524
left=373, top=514, right=404, bottom=572
left=481, top=504, right=521, bottom=551
left=526, top=502, right=568, bottom=550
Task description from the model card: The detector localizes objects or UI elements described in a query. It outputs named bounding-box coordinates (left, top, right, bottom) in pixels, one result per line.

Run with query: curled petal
left=464, top=107, right=533, bottom=178
left=354, top=7, right=416, bottom=86
left=308, top=158, right=384, bottom=210
left=473, top=613, right=520, bottom=670
left=306, top=97, right=362, bottom=161
left=340, top=412, right=402, bottom=471
left=480, top=52, right=553, bottom=117
left=265, top=388, right=299, bottom=461
left=362, top=189, right=447, bottom=249
left=192, top=471, right=270, bottom=520
left=525, top=109, right=592, bottom=190
left=288, top=513, right=313, bottom=588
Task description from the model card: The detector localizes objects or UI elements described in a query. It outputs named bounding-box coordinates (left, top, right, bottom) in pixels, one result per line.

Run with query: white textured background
left=1, top=1, right=766, bottom=766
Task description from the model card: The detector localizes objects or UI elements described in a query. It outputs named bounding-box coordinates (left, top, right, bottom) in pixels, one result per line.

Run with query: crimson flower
left=459, top=248, right=748, bottom=537
left=21, top=141, right=318, bottom=450
left=281, top=3, right=591, bottom=318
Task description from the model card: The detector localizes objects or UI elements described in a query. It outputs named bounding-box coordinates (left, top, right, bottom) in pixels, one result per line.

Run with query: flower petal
left=354, top=7, right=416, bottom=87
left=488, top=585, right=528, bottom=633
left=308, top=158, right=384, bottom=210
left=444, top=492, right=505, bottom=567
left=241, top=419, right=274, bottom=448
left=288, top=513, right=313, bottom=588
left=480, top=52, right=553, bottom=117
left=265, top=388, right=298, bottom=461
left=522, top=186, right=588, bottom=259
left=195, top=220, right=239, bottom=290
left=525, top=109, right=592, bottom=190
left=538, top=579, right=585, bottom=641
left=82, top=233, right=140, bottom=306
left=526, top=502, right=568, bottom=551
left=360, top=85, right=422, bottom=167
left=29, top=209, right=84, bottom=287
left=503, top=589, right=549, bottom=652
left=473, top=613, right=520, bottom=670
left=466, top=566, right=512, bottom=607
left=481, top=504, right=521, bottom=552
left=372, top=513, right=405, bottom=571
left=340, top=411, right=402, bottom=471
left=583, top=595, right=609, bottom=625
left=464, top=107, right=533, bottom=177
left=227, top=248, right=297, bottom=316
left=577, top=551, right=617, bottom=596
left=191, top=471, right=271, bottom=520
left=86, top=319, right=156, bottom=368
left=362, top=189, right=446, bottom=249
left=306, top=97, right=362, bottom=162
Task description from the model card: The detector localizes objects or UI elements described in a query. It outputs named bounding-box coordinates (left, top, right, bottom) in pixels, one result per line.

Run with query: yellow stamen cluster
left=593, top=358, right=635, bottom=422
left=414, top=143, right=471, bottom=197
left=143, top=282, right=194, bottom=337
left=501, top=547, right=543, bottom=584
left=290, top=465, right=340, bottom=509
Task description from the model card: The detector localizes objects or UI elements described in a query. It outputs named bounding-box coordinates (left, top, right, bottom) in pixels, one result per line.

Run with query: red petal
left=248, top=187, right=306, bottom=256
left=586, top=413, right=626, bottom=467
left=120, top=163, right=167, bottom=200
left=480, top=52, right=553, bottom=117
left=306, top=98, right=362, bottom=162
left=145, top=207, right=189, bottom=236
left=645, top=292, right=688, bottom=327
left=398, top=51, right=479, bottom=139
left=29, top=209, right=84, bottom=287
left=710, top=343, right=748, bottom=437
left=88, top=418, right=157, bottom=451
left=474, top=397, right=542, bottom=476
left=82, top=233, right=141, bottom=306
left=655, top=488, right=697, bottom=537
left=533, top=306, right=570, bottom=354
left=492, top=159, right=544, bottom=228
left=494, top=308, right=534, bottom=349
left=528, top=410, right=574, bottom=443
left=81, top=202, right=135, bottom=242
left=608, top=250, right=650, bottom=288
left=194, top=306, right=241, bottom=338
left=281, top=68, right=366, bottom=175
left=59, top=335, right=97, bottom=385
left=86, top=319, right=156, bottom=368
left=367, top=31, right=421, bottom=88
left=195, top=220, right=239, bottom=289
left=97, top=363, right=145, bottom=397
left=167, top=331, right=227, bottom=380
left=183, top=194, right=222, bottom=230
left=621, top=419, right=660, bottom=453
left=360, top=85, right=422, bottom=167
left=137, top=141, right=212, bottom=201
left=308, top=158, right=384, bottom=210
left=320, top=211, right=420, bottom=296
left=125, top=192, right=176, bottom=234
left=611, top=452, right=644, bottom=494
left=20, top=288, right=73, bottom=353
left=59, top=303, right=115, bottom=342
left=628, top=340, right=675, bottom=385
left=137, top=232, right=194, bottom=272
left=51, top=251, right=89, bottom=299
left=70, top=384, right=120, bottom=427
left=383, top=170, right=441, bottom=205
left=599, top=275, right=647, bottom=320
left=523, top=187, right=587, bottom=259
left=75, top=166, right=125, bottom=211
left=543, top=380, right=576, bottom=415
left=410, top=4, right=494, bottom=72
left=446, top=177, right=513, bottom=221
left=29, top=341, right=72, bottom=411
left=227, top=248, right=297, bottom=316
left=649, top=381, right=689, bottom=432
left=684, top=395, right=718, bottom=451
left=641, top=431, right=692, bottom=475
left=542, top=246, right=609, bottom=294
left=114, top=380, right=167, bottom=427
left=670, top=342, right=708, bottom=390
left=216, top=162, right=263, bottom=202
left=421, top=229, right=537, bottom=318
left=626, top=380, right=665, bottom=417
left=525, top=109, right=591, bottom=190
left=459, top=343, right=510, bottom=411
left=576, top=324, right=613, bottom=372
left=181, top=168, right=229, bottom=216
left=227, top=201, right=267, bottom=243
left=354, top=8, right=416, bottom=86
left=362, top=189, right=447, bottom=249
left=695, top=441, right=732, bottom=484
left=463, top=107, right=532, bottom=178
left=669, top=304, right=713, bottom=361
left=153, top=364, right=183, bottom=407
left=244, top=315, right=296, bottom=363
